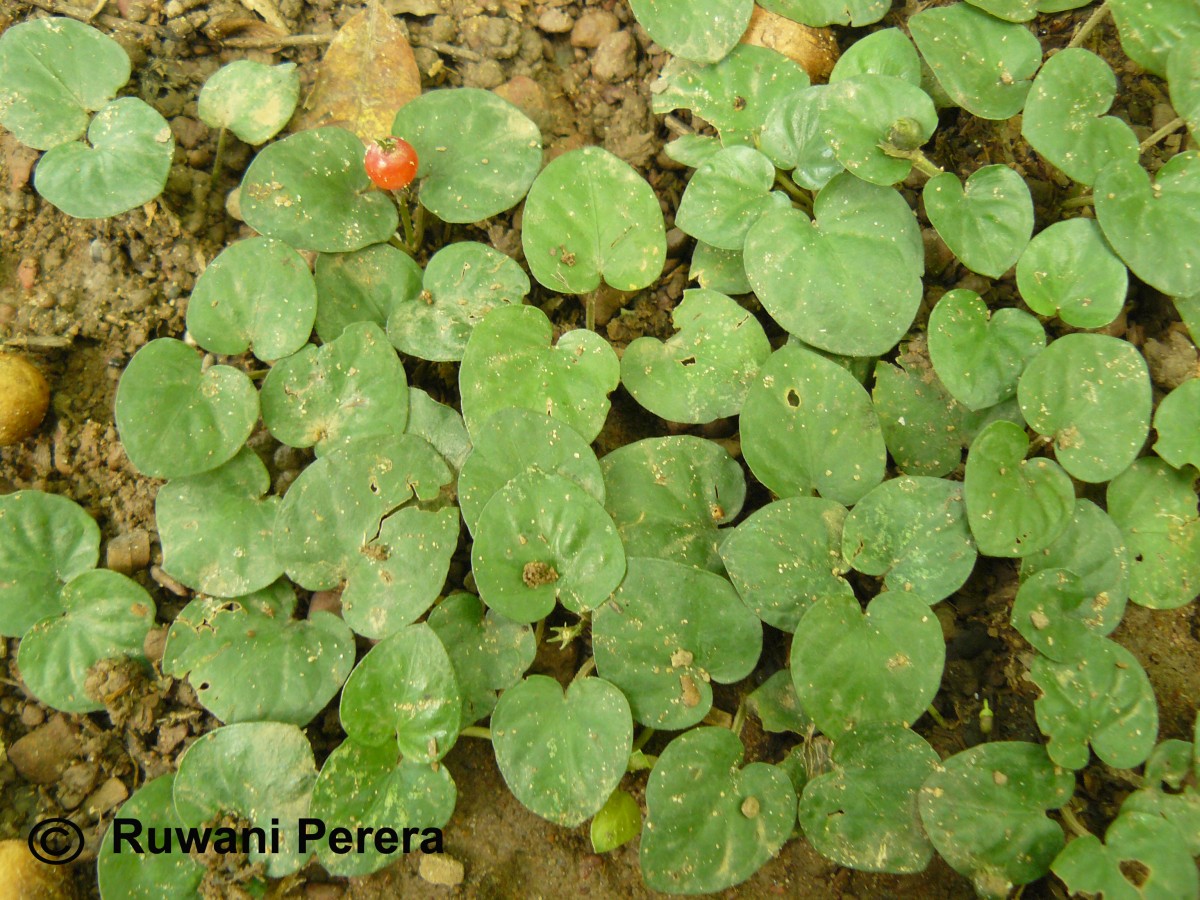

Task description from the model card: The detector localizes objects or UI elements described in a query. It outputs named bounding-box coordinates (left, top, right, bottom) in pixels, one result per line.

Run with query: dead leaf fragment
left=740, top=5, right=839, bottom=83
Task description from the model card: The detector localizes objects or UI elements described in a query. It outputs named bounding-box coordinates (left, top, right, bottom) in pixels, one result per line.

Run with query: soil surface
left=1, top=1, right=1198, bottom=898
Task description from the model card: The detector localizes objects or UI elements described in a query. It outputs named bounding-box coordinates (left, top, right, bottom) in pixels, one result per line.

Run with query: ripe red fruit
left=364, top=137, right=418, bottom=191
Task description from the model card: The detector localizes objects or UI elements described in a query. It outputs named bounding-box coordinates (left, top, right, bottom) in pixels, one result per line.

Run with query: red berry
left=364, top=137, right=418, bottom=191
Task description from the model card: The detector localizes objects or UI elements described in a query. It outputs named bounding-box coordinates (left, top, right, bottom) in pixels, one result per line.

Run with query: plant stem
left=774, top=170, right=812, bottom=212
left=880, top=144, right=943, bottom=178
left=585, top=289, right=598, bottom=332
left=210, top=127, right=228, bottom=189
left=631, top=727, right=655, bottom=753
left=571, top=656, right=597, bottom=684
left=461, top=726, right=492, bottom=740
left=1067, top=0, right=1111, bottom=50
left=412, top=201, right=426, bottom=251
left=925, top=703, right=952, bottom=729
left=1060, top=804, right=1092, bottom=838
left=1139, top=116, right=1186, bottom=153
left=1059, top=193, right=1094, bottom=210
left=397, top=193, right=417, bottom=252
left=534, top=617, right=545, bottom=646
left=730, top=698, right=748, bottom=737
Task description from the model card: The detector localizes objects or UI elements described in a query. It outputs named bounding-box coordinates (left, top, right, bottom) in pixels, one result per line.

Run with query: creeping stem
left=1067, top=0, right=1111, bottom=50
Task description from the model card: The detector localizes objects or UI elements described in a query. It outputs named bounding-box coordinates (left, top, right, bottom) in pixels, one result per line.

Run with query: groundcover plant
left=1, top=0, right=1199, bottom=896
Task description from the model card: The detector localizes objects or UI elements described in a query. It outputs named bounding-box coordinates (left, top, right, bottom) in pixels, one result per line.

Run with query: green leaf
left=591, top=789, right=642, bottom=854
left=928, top=289, right=1045, bottom=411
left=1021, top=498, right=1130, bottom=610
left=1110, top=0, right=1200, bottom=78
left=186, top=237, right=316, bottom=362
left=741, top=343, right=886, bottom=506
left=156, top=448, right=281, bottom=598
left=747, top=669, right=813, bottom=734
left=663, top=134, right=723, bottom=168
left=689, top=241, right=752, bottom=294
left=426, top=592, right=535, bottom=725
left=262, top=322, right=408, bottom=456
left=1169, top=34, right=1200, bottom=139
left=621, top=289, right=771, bottom=423
left=0, top=16, right=130, bottom=150
left=919, top=742, right=1073, bottom=898
left=1107, top=458, right=1200, bottom=610
left=829, top=28, right=922, bottom=85
left=675, top=146, right=790, bottom=250
left=871, top=359, right=967, bottom=477
left=173, top=722, right=317, bottom=878
left=392, top=87, right=541, bottom=223
left=97, top=775, right=205, bottom=899
left=821, top=75, right=938, bottom=185
left=924, top=166, right=1033, bottom=277
left=641, top=728, right=796, bottom=894
left=1095, top=152, right=1200, bottom=298
left=651, top=44, right=811, bottom=146
left=1153, top=377, right=1200, bottom=470
left=471, top=471, right=626, bottom=623
left=964, top=420, right=1075, bottom=558
left=161, top=580, right=354, bottom=726
left=314, top=243, right=422, bottom=343
left=1021, top=48, right=1139, bottom=186
left=800, top=725, right=939, bottom=873
left=386, top=241, right=528, bottom=362
left=1017, top=333, right=1151, bottom=483
left=791, top=592, right=944, bottom=736
left=0, top=490, right=99, bottom=638
left=458, top=408, right=602, bottom=537
left=309, top=740, right=456, bottom=877
left=760, top=0, right=890, bottom=26
left=629, top=0, right=753, bottom=62
left=522, top=146, right=664, bottom=294
left=1053, top=812, right=1200, bottom=900
left=600, top=435, right=745, bottom=573
left=406, top=388, right=471, bottom=474
left=240, top=126, right=399, bottom=253
left=1033, top=635, right=1159, bottom=770
left=1015, top=218, right=1128, bottom=328
left=492, top=675, right=632, bottom=827
left=35, top=97, right=173, bottom=219
left=842, top=476, right=976, bottom=603
left=720, top=496, right=853, bottom=632
left=198, top=60, right=299, bottom=145
left=744, top=174, right=923, bottom=357
left=1013, top=568, right=1125, bottom=662
left=459, top=304, right=619, bottom=442
left=965, top=0, right=1040, bottom=21
left=339, top=623, right=462, bottom=762
left=1120, top=729, right=1200, bottom=856
left=592, top=557, right=762, bottom=730
left=759, top=85, right=842, bottom=191
left=910, top=3, right=1042, bottom=120
left=114, top=338, right=258, bottom=479
left=17, top=570, right=154, bottom=713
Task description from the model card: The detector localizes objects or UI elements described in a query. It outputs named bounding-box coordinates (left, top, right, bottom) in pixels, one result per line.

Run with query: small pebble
left=419, top=853, right=465, bottom=886
left=537, top=9, right=573, bottom=33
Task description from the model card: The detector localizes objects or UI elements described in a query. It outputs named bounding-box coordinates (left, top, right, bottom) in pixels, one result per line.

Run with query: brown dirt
left=0, top=1, right=1197, bottom=898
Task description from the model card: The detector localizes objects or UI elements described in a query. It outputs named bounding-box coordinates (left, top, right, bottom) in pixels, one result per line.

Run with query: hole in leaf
left=1119, top=859, right=1150, bottom=888
left=785, top=389, right=800, bottom=408
left=679, top=356, right=697, bottom=367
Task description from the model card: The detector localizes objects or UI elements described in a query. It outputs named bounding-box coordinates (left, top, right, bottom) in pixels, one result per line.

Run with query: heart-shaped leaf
left=744, top=173, right=923, bottom=357
left=928, top=289, right=1045, bottom=411
left=791, top=591, right=944, bottom=735
left=198, top=60, right=299, bottom=145
left=842, top=476, right=976, bottom=603
left=591, top=789, right=642, bottom=854
left=186, top=237, right=317, bottom=362
left=720, top=496, right=853, bottom=632
left=758, top=85, right=843, bottom=191
left=919, top=742, right=1073, bottom=897
left=386, top=241, right=529, bottom=362
left=314, top=243, right=422, bottom=343
left=800, top=725, right=939, bottom=873
left=1020, top=499, right=1130, bottom=614
left=1095, top=152, right=1200, bottom=298
left=1015, top=218, right=1128, bottom=328
left=592, top=557, right=762, bottom=730
left=924, top=166, right=1034, bottom=277
left=392, top=88, right=541, bottom=223
left=240, top=126, right=399, bottom=253
left=641, top=727, right=796, bottom=894
left=156, top=448, right=282, bottom=598
left=964, top=420, right=1075, bottom=558
left=1017, top=333, right=1150, bottom=483
left=760, top=0, right=890, bottom=26
left=35, top=97, right=173, bottom=219
left=821, top=74, right=938, bottom=185
left=1021, top=48, right=1139, bottom=186
left=871, top=356, right=967, bottom=478
left=1053, top=812, right=1200, bottom=900
left=600, top=436, right=745, bottom=573
left=1153, top=377, right=1200, bottom=470
left=0, top=490, right=99, bottom=638
left=459, top=304, right=619, bottom=442
left=1107, top=458, right=1200, bottom=610
left=173, top=722, right=316, bottom=878
left=910, top=3, right=1042, bottom=120
left=675, top=146, right=790, bottom=250
left=17, top=570, right=154, bottom=713
left=308, top=740, right=456, bottom=877
left=1012, top=569, right=1125, bottom=662
left=1120, top=730, right=1200, bottom=856
left=0, top=16, right=130, bottom=150
left=829, top=28, right=922, bottom=85
left=472, top=470, right=626, bottom=623
left=492, top=675, right=632, bottom=827
left=741, top=343, right=886, bottom=506
left=162, top=580, right=354, bottom=726
left=1032, top=636, right=1158, bottom=770
left=522, top=146, right=665, bottom=294
left=115, top=338, right=258, bottom=479
left=621, top=288, right=771, bottom=424
left=628, top=0, right=753, bottom=63
left=1110, top=0, right=1200, bottom=77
